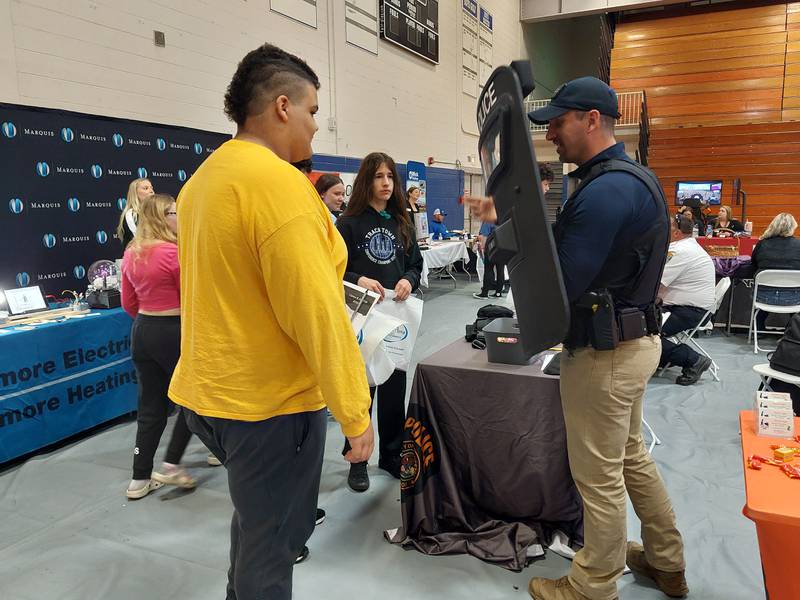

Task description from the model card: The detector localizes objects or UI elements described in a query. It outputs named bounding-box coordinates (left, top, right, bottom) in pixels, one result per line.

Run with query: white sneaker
left=207, top=454, right=222, bottom=467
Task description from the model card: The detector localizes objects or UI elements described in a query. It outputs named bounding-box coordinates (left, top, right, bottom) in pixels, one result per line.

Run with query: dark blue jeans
left=755, top=286, right=800, bottom=331
left=660, top=305, right=708, bottom=369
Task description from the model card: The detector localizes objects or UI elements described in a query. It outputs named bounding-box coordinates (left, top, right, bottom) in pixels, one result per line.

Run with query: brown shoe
left=626, top=542, right=689, bottom=598
left=528, top=576, right=613, bottom=600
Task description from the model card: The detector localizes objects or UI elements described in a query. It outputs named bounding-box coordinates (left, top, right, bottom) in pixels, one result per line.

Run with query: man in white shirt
left=659, top=214, right=716, bottom=385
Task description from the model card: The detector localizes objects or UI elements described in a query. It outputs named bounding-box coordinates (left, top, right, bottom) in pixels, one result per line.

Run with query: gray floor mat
left=0, top=279, right=768, bottom=599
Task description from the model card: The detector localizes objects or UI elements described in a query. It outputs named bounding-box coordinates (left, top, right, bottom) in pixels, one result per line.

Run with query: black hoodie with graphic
left=336, top=206, right=423, bottom=291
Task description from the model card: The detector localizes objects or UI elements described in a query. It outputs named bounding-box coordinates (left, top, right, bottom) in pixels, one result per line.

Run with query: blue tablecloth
left=0, top=308, right=136, bottom=464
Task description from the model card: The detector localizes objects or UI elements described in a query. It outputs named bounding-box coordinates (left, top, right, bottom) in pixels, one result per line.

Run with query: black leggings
left=481, top=259, right=504, bottom=295
left=130, top=315, right=192, bottom=480
left=342, top=369, right=406, bottom=470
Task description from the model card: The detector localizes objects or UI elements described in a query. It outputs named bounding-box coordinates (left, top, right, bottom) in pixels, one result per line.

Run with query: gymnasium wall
left=611, top=1, right=800, bottom=233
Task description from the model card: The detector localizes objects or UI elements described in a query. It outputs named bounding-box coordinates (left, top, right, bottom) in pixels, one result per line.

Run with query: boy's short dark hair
left=292, top=158, right=314, bottom=174
left=225, top=44, right=320, bottom=127
left=538, top=162, right=555, bottom=183
left=675, top=213, right=694, bottom=235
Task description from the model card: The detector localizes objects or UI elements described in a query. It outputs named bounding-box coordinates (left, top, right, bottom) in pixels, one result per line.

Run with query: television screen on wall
left=675, top=180, right=722, bottom=205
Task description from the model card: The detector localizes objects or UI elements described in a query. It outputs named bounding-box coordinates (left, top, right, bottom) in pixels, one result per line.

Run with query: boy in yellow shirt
left=169, top=43, right=373, bottom=600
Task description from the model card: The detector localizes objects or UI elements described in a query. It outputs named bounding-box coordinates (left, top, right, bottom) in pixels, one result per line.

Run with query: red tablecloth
left=697, top=236, right=757, bottom=257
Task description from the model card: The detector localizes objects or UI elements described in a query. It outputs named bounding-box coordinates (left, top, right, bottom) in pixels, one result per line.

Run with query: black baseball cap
left=528, top=77, right=622, bottom=125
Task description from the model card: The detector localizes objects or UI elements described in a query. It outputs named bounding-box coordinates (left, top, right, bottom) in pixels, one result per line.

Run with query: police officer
left=468, top=77, right=688, bottom=600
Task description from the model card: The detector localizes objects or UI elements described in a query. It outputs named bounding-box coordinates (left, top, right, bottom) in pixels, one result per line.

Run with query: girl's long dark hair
left=343, top=152, right=414, bottom=250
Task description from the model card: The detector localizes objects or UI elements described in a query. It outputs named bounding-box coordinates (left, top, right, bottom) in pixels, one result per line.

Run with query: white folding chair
left=642, top=418, right=661, bottom=453
left=747, top=269, right=800, bottom=354
left=660, top=277, right=730, bottom=382
left=753, top=363, right=800, bottom=393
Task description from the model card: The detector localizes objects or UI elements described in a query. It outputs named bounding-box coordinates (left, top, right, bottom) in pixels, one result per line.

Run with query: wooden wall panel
left=650, top=121, right=800, bottom=140
left=612, top=32, right=787, bottom=60
left=649, top=111, right=783, bottom=128
left=613, top=44, right=786, bottom=70
left=649, top=123, right=800, bottom=234
left=615, top=14, right=786, bottom=44
left=611, top=3, right=800, bottom=235
left=612, top=3, right=787, bottom=118
left=611, top=66, right=784, bottom=92
left=613, top=54, right=786, bottom=81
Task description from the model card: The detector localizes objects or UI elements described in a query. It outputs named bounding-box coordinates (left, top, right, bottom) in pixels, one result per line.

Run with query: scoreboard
left=379, top=0, right=439, bottom=64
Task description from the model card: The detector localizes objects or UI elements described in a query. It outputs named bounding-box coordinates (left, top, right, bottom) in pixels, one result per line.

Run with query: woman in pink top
left=121, top=193, right=196, bottom=499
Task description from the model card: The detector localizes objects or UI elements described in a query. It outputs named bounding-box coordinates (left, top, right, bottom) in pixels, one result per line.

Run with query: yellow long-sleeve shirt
left=168, top=139, right=371, bottom=438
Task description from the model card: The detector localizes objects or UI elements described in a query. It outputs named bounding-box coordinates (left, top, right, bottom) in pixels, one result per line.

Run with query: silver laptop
left=3, top=285, right=49, bottom=318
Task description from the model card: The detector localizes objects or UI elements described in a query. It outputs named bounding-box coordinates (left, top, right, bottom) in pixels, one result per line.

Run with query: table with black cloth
left=387, top=339, right=583, bottom=571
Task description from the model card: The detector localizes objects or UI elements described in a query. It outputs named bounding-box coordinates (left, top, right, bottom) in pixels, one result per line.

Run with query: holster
left=574, top=290, right=659, bottom=351
left=576, top=290, right=619, bottom=351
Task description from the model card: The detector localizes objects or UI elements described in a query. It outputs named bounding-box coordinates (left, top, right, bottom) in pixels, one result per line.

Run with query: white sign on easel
left=755, top=391, right=795, bottom=438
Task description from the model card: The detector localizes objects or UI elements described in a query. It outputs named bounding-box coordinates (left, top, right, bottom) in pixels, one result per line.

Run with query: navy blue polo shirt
left=557, top=142, right=661, bottom=304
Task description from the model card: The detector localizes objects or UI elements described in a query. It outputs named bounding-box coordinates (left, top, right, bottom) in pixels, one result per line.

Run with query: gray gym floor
left=0, top=276, right=768, bottom=600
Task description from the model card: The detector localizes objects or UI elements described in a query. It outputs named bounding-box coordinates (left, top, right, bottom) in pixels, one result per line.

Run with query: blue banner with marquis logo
left=0, top=103, right=229, bottom=296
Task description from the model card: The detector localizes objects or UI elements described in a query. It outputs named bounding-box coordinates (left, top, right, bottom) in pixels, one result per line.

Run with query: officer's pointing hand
left=465, top=195, right=497, bottom=224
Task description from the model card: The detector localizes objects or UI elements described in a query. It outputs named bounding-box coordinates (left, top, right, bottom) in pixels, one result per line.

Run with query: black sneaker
left=347, top=461, right=369, bottom=492
left=675, top=355, right=713, bottom=386
left=473, top=292, right=489, bottom=299
left=295, top=546, right=309, bottom=564
left=492, top=292, right=503, bottom=298
left=315, top=508, right=326, bottom=526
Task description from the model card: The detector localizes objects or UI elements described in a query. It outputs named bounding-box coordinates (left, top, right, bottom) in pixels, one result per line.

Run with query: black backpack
left=769, top=313, right=800, bottom=376
left=465, top=304, right=514, bottom=343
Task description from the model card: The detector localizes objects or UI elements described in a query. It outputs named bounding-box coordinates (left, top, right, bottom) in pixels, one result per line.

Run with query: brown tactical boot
left=528, top=576, right=616, bottom=600
left=626, top=542, right=689, bottom=598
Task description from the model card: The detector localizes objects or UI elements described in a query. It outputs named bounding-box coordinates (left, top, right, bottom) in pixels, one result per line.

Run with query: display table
left=420, top=240, right=470, bottom=287
left=739, top=410, right=800, bottom=600
left=387, top=339, right=583, bottom=571
left=697, top=236, right=757, bottom=257
left=0, top=308, right=137, bottom=464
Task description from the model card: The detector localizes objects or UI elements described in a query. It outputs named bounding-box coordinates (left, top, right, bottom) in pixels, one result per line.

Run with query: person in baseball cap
left=528, top=77, right=624, bottom=167
left=522, top=76, right=690, bottom=600
left=528, top=76, right=621, bottom=125
left=430, top=208, right=452, bottom=240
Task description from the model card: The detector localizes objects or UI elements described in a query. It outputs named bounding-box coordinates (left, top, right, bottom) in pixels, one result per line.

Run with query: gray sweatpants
left=184, top=407, right=327, bottom=600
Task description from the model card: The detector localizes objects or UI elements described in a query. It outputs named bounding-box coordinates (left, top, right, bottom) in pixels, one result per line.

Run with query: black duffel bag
left=465, top=304, right=514, bottom=343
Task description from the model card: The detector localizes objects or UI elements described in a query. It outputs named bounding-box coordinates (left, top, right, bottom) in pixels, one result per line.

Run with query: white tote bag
left=357, top=310, right=403, bottom=387
left=371, top=292, right=424, bottom=372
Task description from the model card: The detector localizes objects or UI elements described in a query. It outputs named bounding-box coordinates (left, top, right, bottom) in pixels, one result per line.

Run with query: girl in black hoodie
left=336, top=152, right=423, bottom=492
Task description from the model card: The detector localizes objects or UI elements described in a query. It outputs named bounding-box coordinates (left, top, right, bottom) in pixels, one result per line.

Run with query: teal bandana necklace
left=378, top=210, right=392, bottom=220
